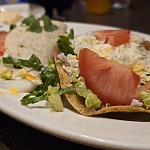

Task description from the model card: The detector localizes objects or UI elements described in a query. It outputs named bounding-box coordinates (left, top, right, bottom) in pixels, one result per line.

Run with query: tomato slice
left=79, top=48, right=142, bottom=106
left=0, top=32, right=8, bottom=56
left=94, top=29, right=130, bottom=47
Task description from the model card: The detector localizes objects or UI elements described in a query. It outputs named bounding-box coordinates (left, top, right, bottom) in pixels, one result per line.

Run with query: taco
left=53, top=29, right=150, bottom=116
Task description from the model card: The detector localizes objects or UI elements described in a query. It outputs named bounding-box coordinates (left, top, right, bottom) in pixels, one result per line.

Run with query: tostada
left=53, top=29, right=150, bottom=116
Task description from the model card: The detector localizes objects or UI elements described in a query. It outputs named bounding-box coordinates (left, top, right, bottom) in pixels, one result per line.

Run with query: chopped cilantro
left=41, top=15, right=58, bottom=32
left=21, top=15, right=58, bottom=33
left=22, top=15, right=42, bottom=33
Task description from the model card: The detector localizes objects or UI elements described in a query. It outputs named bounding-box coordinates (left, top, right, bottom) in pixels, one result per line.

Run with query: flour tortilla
left=5, top=20, right=67, bottom=65
left=53, top=46, right=150, bottom=116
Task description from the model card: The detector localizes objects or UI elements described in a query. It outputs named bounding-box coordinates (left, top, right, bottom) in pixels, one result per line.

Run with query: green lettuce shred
left=57, top=29, right=75, bottom=56
left=140, top=90, right=150, bottom=108
left=48, top=84, right=63, bottom=111
left=74, top=77, right=101, bottom=109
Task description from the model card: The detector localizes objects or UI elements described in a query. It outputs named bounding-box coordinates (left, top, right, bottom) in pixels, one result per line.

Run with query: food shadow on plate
left=63, top=97, right=150, bottom=122
left=98, top=112, right=150, bottom=122
left=28, top=96, right=150, bottom=122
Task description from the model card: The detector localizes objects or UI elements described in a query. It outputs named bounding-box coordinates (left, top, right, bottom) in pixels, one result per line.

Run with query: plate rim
left=0, top=22, right=150, bottom=150
left=0, top=2, right=46, bottom=18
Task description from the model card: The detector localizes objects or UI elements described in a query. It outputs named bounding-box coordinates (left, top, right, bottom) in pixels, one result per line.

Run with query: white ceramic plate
left=0, top=3, right=45, bottom=18
left=0, top=22, right=150, bottom=150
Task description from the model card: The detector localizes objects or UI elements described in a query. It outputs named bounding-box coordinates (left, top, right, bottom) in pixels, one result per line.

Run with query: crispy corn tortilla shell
left=53, top=46, right=150, bottom=116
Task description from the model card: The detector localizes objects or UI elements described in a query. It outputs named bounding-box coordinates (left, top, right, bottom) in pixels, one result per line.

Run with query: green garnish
left=10, top=24, right=16, bottom=30
left=2, top=54, right=43, bottom=70
left=22, top=15, right=42, bottom=33
left=74, top=77, right=101, bottom=109
left=57, top=29, right=75, bottom=56
left=59, top=86, right=75, bottom=95
left=48, top=85, right=63, bottom=111
left=21, top=91, right=49, bottom=106
left=68, top=28, right=74, bottom=39
left=41, top=15, right=58, bottom=32
left=140, top=90, right=150, bottom=108
left=21, top=15, right=58, bottom=33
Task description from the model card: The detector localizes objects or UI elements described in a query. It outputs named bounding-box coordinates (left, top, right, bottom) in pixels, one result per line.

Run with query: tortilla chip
left=53, top=45, right=150, bottom=116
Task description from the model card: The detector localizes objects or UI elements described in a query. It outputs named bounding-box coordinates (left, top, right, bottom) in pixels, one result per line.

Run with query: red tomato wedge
left=79, top=48, right=150, bottom=106
left=0, top=32, right=8, bottom=56
left=94, top=29, right=130, bottom=47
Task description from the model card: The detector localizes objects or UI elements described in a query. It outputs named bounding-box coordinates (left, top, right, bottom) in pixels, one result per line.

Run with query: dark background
left=1, top=0, right=150, bottom=150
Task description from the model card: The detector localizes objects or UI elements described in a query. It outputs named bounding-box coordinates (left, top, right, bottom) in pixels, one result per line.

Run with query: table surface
left=1, top=0, right=150, bottom=150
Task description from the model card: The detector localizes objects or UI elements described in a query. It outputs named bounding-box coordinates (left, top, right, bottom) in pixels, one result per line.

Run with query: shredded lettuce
left=48, top=85, right=63, bottom=111
left=57, top=29, right=75, bottom=56
left=21, top=91, right=49, bottom=106
left=74, top=77, right=101, bottom=109
left=140, top=90, right=150, bottom=108
left=2, top=55, right=57, bottom=88
left=2, top=55, right=61, bottom=111
left=2, top=54, right=42, bottom=70
left=59, top=86, right=75, bottom=95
